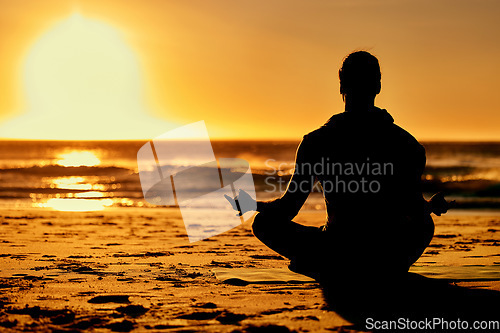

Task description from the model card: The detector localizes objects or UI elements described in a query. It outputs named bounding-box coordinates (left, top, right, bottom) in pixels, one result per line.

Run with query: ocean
left=0, top=140, right=499, bottom=212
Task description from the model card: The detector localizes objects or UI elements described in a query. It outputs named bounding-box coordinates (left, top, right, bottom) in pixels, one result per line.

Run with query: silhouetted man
left=227, top=51, right=451, bottom=279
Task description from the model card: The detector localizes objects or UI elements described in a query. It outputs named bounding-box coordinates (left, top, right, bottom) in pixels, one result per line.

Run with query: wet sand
left=0, top=207, right=499, bottom=332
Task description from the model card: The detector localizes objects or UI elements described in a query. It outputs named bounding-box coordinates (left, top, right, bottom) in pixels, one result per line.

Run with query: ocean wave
left=0, top=165, right=132, bottom=176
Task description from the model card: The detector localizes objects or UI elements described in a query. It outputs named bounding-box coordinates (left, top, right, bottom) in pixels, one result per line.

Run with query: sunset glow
left=0, top=11, right=176, bottom=140
left=0, top=1, right=499, bottom=140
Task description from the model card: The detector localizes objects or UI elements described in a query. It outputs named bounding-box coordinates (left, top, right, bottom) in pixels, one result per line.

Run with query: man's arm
left=256, top=138, right=315, bottom=220
left=407, top=145, right=453, bottom=217
left=225, top=138, right=315, bottom=219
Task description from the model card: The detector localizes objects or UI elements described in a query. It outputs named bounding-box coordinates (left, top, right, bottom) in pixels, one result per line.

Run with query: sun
left=0, top=13, right=177, bottom=140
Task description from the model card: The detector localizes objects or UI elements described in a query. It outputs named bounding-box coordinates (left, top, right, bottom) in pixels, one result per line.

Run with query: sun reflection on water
left=74, top=191, right=105, bottom=198
left=56, top=151, right=101, bottom=167
left=37, top=198, right=114, bottom=212
left=51, top=177, right=92, bottom=190
left=33, top=153, right=116, bottom=211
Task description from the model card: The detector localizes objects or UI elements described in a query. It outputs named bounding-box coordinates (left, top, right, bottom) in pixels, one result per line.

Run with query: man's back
left=303, top=107, right=426, bottom=231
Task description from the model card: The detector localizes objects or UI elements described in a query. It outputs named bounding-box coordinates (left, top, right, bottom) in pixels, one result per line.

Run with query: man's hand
left=429, top=192, right=455, bottom=216
left=224, top=190, right=256, bottom=216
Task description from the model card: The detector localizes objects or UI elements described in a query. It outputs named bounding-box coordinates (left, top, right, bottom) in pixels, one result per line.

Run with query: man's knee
left=251, top=212, right=268, bottom=238
left=252, top=212, right=281, bottom=238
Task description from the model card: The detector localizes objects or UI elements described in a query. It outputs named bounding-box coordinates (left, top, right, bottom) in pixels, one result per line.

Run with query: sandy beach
left=1, top=206, right=499, bottom=332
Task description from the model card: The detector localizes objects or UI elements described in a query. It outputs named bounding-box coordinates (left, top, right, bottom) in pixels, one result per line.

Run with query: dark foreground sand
left=0, top=207, right=499, bottom=332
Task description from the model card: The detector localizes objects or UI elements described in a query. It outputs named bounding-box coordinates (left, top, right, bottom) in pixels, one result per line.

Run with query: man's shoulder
left=390, top=123, right=424, bottom=149
left=303, top=113, right=344, bottom=140
left=302, top=110, right=424, bottom=153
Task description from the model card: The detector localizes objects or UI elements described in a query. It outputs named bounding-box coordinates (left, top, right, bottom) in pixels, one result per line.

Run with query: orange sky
left=0, top=0, right=499, bottom=140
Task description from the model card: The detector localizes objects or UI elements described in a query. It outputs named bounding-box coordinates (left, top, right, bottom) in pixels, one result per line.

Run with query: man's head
left=339, top=51, right=381, bottom=101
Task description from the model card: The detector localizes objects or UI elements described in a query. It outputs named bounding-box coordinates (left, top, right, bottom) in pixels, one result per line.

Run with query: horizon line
left=1, top=137, right=500, bottom=143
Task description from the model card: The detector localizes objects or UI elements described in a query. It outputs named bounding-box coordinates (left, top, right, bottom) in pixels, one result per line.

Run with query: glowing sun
left=0, top=13, right=177, bottom=140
